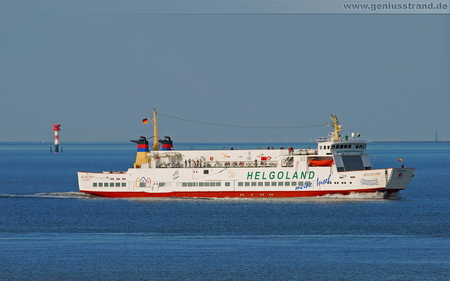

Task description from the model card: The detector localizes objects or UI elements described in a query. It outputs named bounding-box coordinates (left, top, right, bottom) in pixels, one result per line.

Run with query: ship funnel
left=159, top=136, right=173, bottom=151
left=130, top=136, right=150, bottom=168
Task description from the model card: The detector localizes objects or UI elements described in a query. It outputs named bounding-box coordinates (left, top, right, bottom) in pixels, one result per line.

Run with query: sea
left=0, top=141, right=449, bottom=280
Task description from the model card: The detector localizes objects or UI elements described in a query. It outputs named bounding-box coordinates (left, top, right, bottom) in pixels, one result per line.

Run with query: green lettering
left=247, top=172, right=253, bottom=180
left=255, top=171, right=260, bottom=180
left=277, top=171, right=284, bottom=179
left=269, top=171, right=275, bottom=179
left=286, top=171, right=290, bottom=179
left=292, top=172, right=298, bottom=179
left=262, top=172, right=267, bottom=180
left=309, top=171, right=315, bottom=179
left=301, top=171, right=307, bottom=179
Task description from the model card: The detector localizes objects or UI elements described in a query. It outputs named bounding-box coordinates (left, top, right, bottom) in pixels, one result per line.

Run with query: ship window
left=121, top=183, right=126, bottom=187
left=98, top=183, right=103, bottom=187
left=225, top=182, right=230, bottom=187
left=104, top=183, right=109, bottom=187
left=115, top=183, right=120, bottom=187
left=216, top=182, right=221, bottom=187
left=205, top=182, right=210, bottom=187
left=188, top=182, right=193, bottom=187
left=238, top=182, right=243, bottom=186
left=265, top=182, right=270, bottom=186
left=203, top=170, right=209, bottom=174
left=258, top=182, right=263, bottom=186
left=93, top=183, right=97, bottom=187
left=278, top=182, right=283, bottom=186
left=271, top=182, right=277, bottom=186
left=285, top=182, right=290, bottom=186
left=297, top=182, right=303, bottom=186
left=305, top=181, right=311, bottom=186
left=245, top=182, right=250, bottom=186
left=122, top=178, right=126, bottom=180
left=199, top=182, right=204, bottom=186
left=342, top=156, right=365, bottom=171
left=251, top=182, right=257, bottom=186
left=182, top=182, right=187, bottom=187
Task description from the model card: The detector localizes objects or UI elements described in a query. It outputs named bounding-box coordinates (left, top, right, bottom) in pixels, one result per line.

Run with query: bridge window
left=342, top=156, right=365, bottom=171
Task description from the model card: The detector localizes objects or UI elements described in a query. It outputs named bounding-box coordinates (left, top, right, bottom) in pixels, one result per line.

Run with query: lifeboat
left=309, top=159, right=334, bottom=167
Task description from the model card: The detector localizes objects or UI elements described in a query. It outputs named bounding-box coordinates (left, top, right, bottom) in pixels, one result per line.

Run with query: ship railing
left=156, top=160, right=278, bottom=169
left=280, top=149, right=318, bottom=156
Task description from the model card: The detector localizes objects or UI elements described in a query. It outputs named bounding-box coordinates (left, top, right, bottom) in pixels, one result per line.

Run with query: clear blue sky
left=1, top=1, right=449, bottom=143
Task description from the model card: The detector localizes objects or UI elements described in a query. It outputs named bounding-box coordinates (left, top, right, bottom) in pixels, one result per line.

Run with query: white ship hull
left=78, top=153, right=414, bottom=198
left=78, top=113, right=415, bottom=198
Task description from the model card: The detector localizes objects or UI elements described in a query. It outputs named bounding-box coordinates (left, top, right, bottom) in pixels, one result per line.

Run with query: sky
left=1, top=1, right=449, bottom=143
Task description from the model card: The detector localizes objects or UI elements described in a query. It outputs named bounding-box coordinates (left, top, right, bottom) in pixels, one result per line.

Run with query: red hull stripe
left=80, top=188, right=392, bottom=198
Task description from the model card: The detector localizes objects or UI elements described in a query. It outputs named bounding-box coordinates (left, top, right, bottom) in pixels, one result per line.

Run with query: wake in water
left=320, top=191, right=401, bottom=200
left=0, top=192, right=96, bottom=199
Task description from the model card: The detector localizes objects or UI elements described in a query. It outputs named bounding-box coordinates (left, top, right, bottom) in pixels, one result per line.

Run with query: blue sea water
left=0, top=142, right=449, bottom=280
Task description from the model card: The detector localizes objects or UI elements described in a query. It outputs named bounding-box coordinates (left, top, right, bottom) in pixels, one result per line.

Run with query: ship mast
left=152, top=108, right=160, bottom=151
left=331, top=114, right=342, bottom=141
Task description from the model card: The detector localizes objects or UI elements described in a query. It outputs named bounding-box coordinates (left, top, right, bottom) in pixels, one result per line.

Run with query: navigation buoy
left=52, top=125, right=61, bottom=153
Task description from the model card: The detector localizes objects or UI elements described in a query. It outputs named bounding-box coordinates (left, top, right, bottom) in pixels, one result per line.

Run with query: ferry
left=78, top=111, right=415, bottom=198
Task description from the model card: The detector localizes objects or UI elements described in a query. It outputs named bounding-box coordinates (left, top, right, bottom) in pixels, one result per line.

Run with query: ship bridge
left=315, top=115, right=371, bottom=172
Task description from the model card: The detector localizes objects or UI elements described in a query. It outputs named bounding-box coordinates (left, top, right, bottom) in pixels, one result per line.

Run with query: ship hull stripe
left=80, top=188, right=390, bottom=198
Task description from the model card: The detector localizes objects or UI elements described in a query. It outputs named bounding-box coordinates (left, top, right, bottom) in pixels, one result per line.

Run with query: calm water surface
left=0, top=142, right=449, bottom=280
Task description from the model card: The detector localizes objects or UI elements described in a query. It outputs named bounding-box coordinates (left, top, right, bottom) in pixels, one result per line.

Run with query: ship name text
left=247, top=171, right=315, bottom=180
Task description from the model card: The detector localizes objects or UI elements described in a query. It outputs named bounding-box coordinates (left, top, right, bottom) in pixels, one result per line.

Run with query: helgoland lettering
left=247, top=171, right=314, bottom=180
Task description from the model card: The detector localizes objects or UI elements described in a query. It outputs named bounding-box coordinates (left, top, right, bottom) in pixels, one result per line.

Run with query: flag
left=142, top=118, right=148, bottom=124
left=397, top=159, right=402, bottom=162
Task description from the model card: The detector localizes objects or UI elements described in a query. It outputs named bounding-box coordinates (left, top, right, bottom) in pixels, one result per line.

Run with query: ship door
left=153, top=182, right=160, bottom=191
